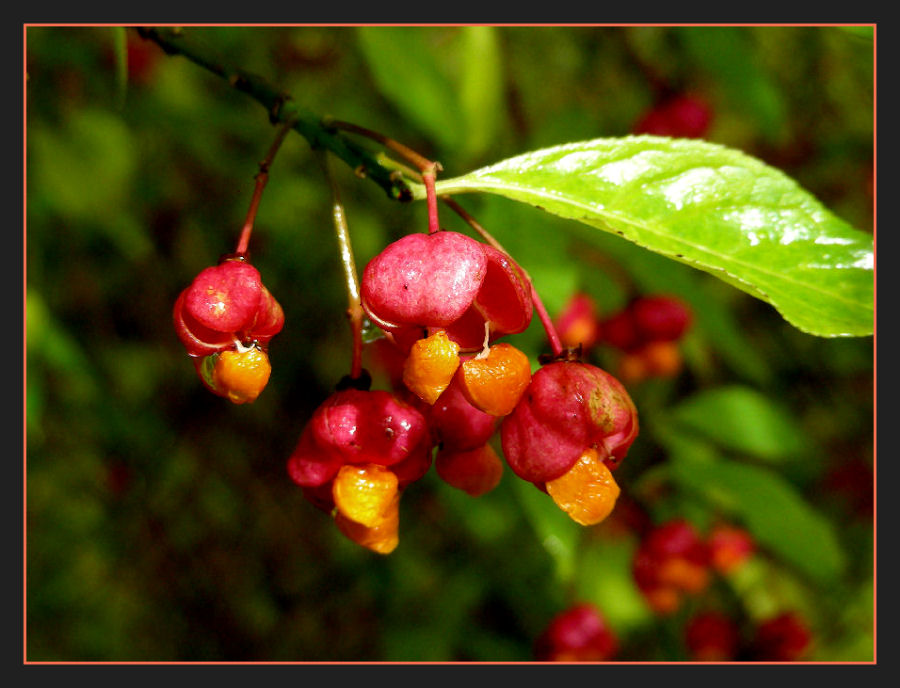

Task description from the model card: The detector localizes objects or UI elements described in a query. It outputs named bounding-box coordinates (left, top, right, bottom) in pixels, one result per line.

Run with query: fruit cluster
left=556, top=291, right=693, bottom=383
left=171, top=134, right=639, bottom=556
left=173, top=257, right=284, bottom=404
left=632, top=519, right=755, bottom=615
left=533, top=602, right=618, bottom=662
left=286, top=227, right=640, bottom=553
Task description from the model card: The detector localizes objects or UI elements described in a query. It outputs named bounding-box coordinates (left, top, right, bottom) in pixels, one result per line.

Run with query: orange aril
left=616, top=351, right=649, bottom=384
left=546, top=447, right=621, bottom=526
left=334, top=492, right=400, bottom=555
left=458, top=343, right=531, bottom=417
left=212, top=346, right=272, bottom=404
left=435, top=443, right=504, bottom=497
left=402, top=330, right=461, bottom=404
left=641, top=340, right=683, bottom=378
left=657, top=556, right=710, bottom=594
left=332, top=463, right=399, bottom=528
left=644, top=586, right=682, bottom=615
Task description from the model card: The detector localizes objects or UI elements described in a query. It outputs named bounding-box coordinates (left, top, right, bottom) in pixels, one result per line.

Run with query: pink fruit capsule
left=286, top=425, right=345, bottom=488
left=184, top=260, right=264, bottom=333
left=361, top=231, right=488, bottom=330
left=428, top=376, right=499, bottom=453
left=500, top=361, right=638, bottom=483
left=309, top=388, right=429, bottom=467
left=173, top=260, right=284, bottom=357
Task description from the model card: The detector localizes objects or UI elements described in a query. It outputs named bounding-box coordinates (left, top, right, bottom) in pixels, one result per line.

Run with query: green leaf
left=575, top=539, right=653, bottom=631
left=668, top=449, right=846, bottom=585
left=356, top=27, right=464, bottom=151
left=425, top=137, right=874, bottom=338
left=680, top=27, right=788, bottom=142
left=458, top=26, right=504, bottom=160
left=571, top=227, right=773, bottom=385
left=666, top=385, right=812, bottom=461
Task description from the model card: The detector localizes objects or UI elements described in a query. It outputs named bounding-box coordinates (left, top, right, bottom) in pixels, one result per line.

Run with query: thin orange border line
left=22, top=22, right=877, bottom=667
left=870, top=22, right=877, bottom=667
left=21, top=22, right=878, bottom=28
left=23, top=21, right=28, bottom=667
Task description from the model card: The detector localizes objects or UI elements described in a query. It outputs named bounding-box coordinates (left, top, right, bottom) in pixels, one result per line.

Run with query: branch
left=135, top=26, right=414, bottom=203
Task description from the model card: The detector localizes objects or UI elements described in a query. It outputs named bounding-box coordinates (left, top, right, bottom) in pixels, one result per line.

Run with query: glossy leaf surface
left=427, top=137, right=874, bottom=337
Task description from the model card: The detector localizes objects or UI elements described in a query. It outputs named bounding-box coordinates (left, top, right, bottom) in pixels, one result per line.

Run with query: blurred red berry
left=708, top=524, right=756, bottom=574
left=634, top=94, right=713, bottom=139
left=633, top=519, right=711, bottom=615
left=630, top=295, right=693, bottom=343
left=534, top=603, right=618, bottom=662
left=555, top=292, right=601, bottom=352
left=752, top=612, right=813, bottom=662
left=600, top=309, right=641, bottom=352
left=685, top=611, right=741, bottom=661
left=126, top=35, right=161, bottom=84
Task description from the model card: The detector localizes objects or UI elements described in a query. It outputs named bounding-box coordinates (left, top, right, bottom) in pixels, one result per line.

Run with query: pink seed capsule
left=184, top=260, right=264, bottom=333
left=500, top=361, right=638, bottom=483
left=309, top=388, right=429, bottom=468
left=286, top=425, right=344, bottom=488
left=361, top=231, right=488, bottom=330
left=173, top=259, right=284, bottom=357
left=428, top=376, right=499, bottom=452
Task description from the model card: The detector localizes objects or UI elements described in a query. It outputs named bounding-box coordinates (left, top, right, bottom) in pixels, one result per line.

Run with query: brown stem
left=235, top=117, right=297, bottom=255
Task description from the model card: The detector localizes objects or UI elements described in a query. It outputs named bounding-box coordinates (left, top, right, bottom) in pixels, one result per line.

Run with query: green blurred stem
left=135, top=27, right=413, bottom=202
left=318, top=150, right=365, bottom=380
left=111, top=27, right=128, bottom=109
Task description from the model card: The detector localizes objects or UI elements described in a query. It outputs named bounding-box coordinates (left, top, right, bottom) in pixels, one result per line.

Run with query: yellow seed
left=212, top=347, right=272, bottom=404
left=332, top=463, right=399, bottom=528
left=334, top=492, right=400, bottom=554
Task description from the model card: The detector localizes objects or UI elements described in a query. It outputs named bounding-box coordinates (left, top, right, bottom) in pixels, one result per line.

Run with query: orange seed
left=546, top=447, right=621, bottom=526
left=212, top=347, right=272, bottom=404
left=402, top=330, right=461, bottom=404
left=458, top=343, right=531, bottom=417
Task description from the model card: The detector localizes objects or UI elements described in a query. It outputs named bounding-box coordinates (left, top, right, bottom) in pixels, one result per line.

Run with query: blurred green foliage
left=25, top=25, right=874, bottom=662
